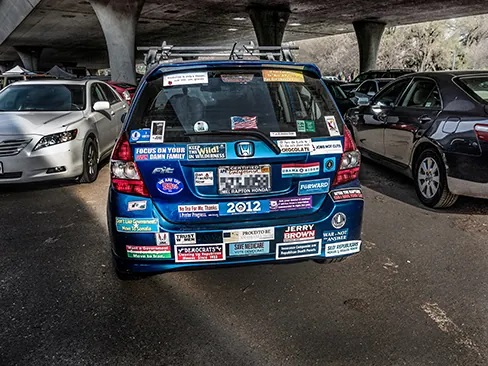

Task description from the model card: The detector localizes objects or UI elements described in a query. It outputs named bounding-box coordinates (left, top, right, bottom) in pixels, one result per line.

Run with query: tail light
left=475, top=124, right=488, bottom=142
left=111, top=133, right=150, bottom=197
left=332, top=126, right=361, bottom=186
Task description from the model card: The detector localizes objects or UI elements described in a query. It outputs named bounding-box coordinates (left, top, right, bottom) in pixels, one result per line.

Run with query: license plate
left=218, top=165, right=271, bottom=195
left=0, top=162, right=3, bottom=175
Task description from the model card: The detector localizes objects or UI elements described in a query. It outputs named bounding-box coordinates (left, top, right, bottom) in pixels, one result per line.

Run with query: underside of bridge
left=1, top=0, right=487, bottom=82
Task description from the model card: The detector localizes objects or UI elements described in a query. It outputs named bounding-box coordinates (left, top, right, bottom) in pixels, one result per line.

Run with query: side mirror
left=367, top=91, right=376, bottom=97
left=357, top=97, right=370, bottom=106
left=93, top=101, right=110, bottom=111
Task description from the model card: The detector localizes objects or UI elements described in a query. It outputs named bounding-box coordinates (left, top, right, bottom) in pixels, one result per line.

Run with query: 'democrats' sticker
left=277, top=139, right=312, bottom=153
left=325, top=240, right=361, bottom=257
left=298, top=178, right=330, bottom=195
left=175, top=244, right=225, bottom=262
left=281, top=162, right=320, bottom=178
left=276, top=239, right=322, bottom=260
left=150, top=121, right=165, bottom=143
left=116, top=217, right=159, bottom=233
left=325, top=116, right=340, bottom=136
left=163, top=72, right=208, bottom=86
left=187, top=143, right=226, bottom=160
left=223, top=227, right=275, bottom=243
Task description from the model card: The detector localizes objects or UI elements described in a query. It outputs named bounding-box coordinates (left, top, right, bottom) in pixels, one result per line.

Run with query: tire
left=79, top=137, right=99, bottom=183
left=413, top=149, right=458, bottom=208
left=314, top=256, right=347, bottom=264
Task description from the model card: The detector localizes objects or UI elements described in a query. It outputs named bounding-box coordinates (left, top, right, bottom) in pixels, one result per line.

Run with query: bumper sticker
left=323, top=229, right=349, bottom=244
left=325, top=240, right=361, bottom=257
left=270, top=196, right=312, bottom=212
left=229, top=241, right=270, bottom=257
left=276, top=239, right=322, bottom=260
left=223, top=227, right=275, bottom=243
left=187, top=143, right=226, bottom=160
left=116, top=217, right=159, bottom=233
left=298, top=178, right=330, bottom=195
left=126, top=245, right=171, bottom=259
left=175, top=244, right=225, bottom=262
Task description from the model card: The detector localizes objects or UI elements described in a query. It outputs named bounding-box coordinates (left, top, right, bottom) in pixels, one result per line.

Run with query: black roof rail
left=137, top=41, right=299, bottom=66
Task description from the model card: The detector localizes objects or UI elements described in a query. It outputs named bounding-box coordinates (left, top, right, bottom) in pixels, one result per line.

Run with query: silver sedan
left=0, top=79, right=127, bottom=183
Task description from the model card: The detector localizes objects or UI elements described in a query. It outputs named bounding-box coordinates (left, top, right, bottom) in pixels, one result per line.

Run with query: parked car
left=0, top=79, right=127, bottom=183
left=351, top=78, right=394, bottom=103
left=322, top=78, right=356, bottom=115
left=345, top=71, right=488, bottom=208
left=341, top=69, right=414, bottom=93
left=107, top=45, right=364, bottom=278
left=107, top=81, right=136, bottom=105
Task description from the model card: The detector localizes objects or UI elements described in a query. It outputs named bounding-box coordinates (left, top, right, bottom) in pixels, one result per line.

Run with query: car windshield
left=457, top=76, right=488, bottom=102
left=0, top=84, right=85, bottom=111
left=130, top=68, right=342, bottom=143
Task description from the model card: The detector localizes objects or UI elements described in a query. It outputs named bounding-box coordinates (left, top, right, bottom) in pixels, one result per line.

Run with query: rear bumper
left=447, top=177, right=488, bottom=199
left=108, top=187, right=364, bottom=274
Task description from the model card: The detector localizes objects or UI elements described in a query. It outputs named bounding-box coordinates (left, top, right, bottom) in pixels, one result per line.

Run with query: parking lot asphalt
left=1, top=161, right=487, bottom=366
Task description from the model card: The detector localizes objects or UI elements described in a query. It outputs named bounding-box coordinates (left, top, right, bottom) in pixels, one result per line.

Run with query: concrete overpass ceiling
left=1, top=0, right=488, bottom=67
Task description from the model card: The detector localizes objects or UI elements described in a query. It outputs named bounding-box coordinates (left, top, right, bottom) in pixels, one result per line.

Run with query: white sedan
left=0, top=79, right=127, bottom=183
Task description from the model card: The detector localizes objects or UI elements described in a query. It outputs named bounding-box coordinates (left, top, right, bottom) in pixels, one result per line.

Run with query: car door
left=354, top=78, right=411, bottom=157
left=384, top=78, right=441, bottom=166
left=100, top=83, right=126, bottom=143
left=88, top=83, right=113, bottom=155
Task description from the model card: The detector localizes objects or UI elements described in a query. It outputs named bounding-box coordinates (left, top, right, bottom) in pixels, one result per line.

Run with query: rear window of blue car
left=128, top=68, right=343, bottom=142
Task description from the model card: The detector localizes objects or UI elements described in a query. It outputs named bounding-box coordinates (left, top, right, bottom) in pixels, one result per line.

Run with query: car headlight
left=33, top=129, right=78, bottom=151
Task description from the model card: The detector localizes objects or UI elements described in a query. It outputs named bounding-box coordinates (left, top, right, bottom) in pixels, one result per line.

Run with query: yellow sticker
left=262, top=70, right=305, bottom=83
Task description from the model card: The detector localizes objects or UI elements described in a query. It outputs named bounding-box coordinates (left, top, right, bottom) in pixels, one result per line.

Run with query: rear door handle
left=418, top=115, right=432, bottom=124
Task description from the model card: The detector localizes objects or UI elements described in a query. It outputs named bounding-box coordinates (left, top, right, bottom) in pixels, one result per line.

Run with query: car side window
left=372, top=79, right=410, bottom=107
left=91, top=84, right=107, bottom=105
left=357, top=81, right=372, bottom=94
left=400, top=79, right=441, bottom=109
left=100, top=84, right=120, bottom=105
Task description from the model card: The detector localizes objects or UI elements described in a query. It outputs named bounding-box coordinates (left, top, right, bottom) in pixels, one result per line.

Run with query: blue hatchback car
left=107, top=46, right=363, bottom=278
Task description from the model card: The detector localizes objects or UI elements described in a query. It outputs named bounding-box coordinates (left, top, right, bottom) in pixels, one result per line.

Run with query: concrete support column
left=0, top=64, right=7, bottom=73
left=353, top=20, right=386, bottom=73
left=15, top=46, right=42, bottom=71
left=90, top=0, right=145, bottom=85
left=248, top=4, right=291, bottom=46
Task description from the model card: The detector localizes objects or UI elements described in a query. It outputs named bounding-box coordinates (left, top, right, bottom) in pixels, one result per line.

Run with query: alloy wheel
left=417, top=157, right=440, bottom=199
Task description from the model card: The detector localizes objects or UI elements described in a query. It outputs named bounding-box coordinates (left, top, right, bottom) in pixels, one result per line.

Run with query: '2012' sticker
left=219, top=200, right=270, bottom=216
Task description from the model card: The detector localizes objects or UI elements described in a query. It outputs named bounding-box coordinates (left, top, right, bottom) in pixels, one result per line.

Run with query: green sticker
left=305, top=120, right=316, bottom=132
left=297, top=120, right=315, bottom=132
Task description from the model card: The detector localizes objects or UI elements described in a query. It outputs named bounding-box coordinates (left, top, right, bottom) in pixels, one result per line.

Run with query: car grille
left=0, top=139, right=31, bottom=157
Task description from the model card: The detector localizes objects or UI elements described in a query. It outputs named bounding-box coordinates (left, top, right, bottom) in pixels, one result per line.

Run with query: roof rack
left=137, top=41, right=298, bottom=66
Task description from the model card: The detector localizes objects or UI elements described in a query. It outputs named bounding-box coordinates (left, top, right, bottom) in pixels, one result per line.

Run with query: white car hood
left=0, top=111, right=85, bottom=137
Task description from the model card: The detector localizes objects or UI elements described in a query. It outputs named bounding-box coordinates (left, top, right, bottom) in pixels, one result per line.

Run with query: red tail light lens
left=475, top=124, right=488, bottom=142
left=111, top=133, right=150, bottom=197
left=332, top=127, right=361, bottom=187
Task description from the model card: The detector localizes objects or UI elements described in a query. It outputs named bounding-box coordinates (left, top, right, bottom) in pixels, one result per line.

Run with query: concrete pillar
left=248, top=4, right=291, bottom=46
left=90, top=0, right=145, bottom=85
left=0, top=64, right=7, bottom=73
left=14, top=47, right=42, bottom=71
left=353, top=20, right=386, bottom=73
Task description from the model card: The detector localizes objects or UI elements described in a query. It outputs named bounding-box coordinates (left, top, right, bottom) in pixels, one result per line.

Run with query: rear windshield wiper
left=185, top=130, right=281, bottom=155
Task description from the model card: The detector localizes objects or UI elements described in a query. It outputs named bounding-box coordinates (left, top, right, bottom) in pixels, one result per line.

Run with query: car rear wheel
left=79, top=137, right=98, bottom=183
left=414, top=149, right=458, bottom=208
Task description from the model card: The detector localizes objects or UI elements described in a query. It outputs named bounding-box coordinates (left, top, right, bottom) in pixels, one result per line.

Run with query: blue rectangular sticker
left=229, top=241, right=270, bottom=257
left=187, top=143, right=226, bottom=160
left=323, top=229, right=349, bottom=244
left=219, top=200, right=270, bottom=216
left=130, top=129, right=151, bottom=143
left=115, top=217, right=159, bottom=233
left=298, top=178, right=331, bottom=195
left=276, top=239, right=322, bottom=260
left=323, top=157, right=336, bottom=172
left=134, top=146, right=186, bottom=161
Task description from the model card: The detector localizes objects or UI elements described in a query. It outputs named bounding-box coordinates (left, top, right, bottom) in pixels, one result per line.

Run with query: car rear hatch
left=128, top=65, right=346, bottom=226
